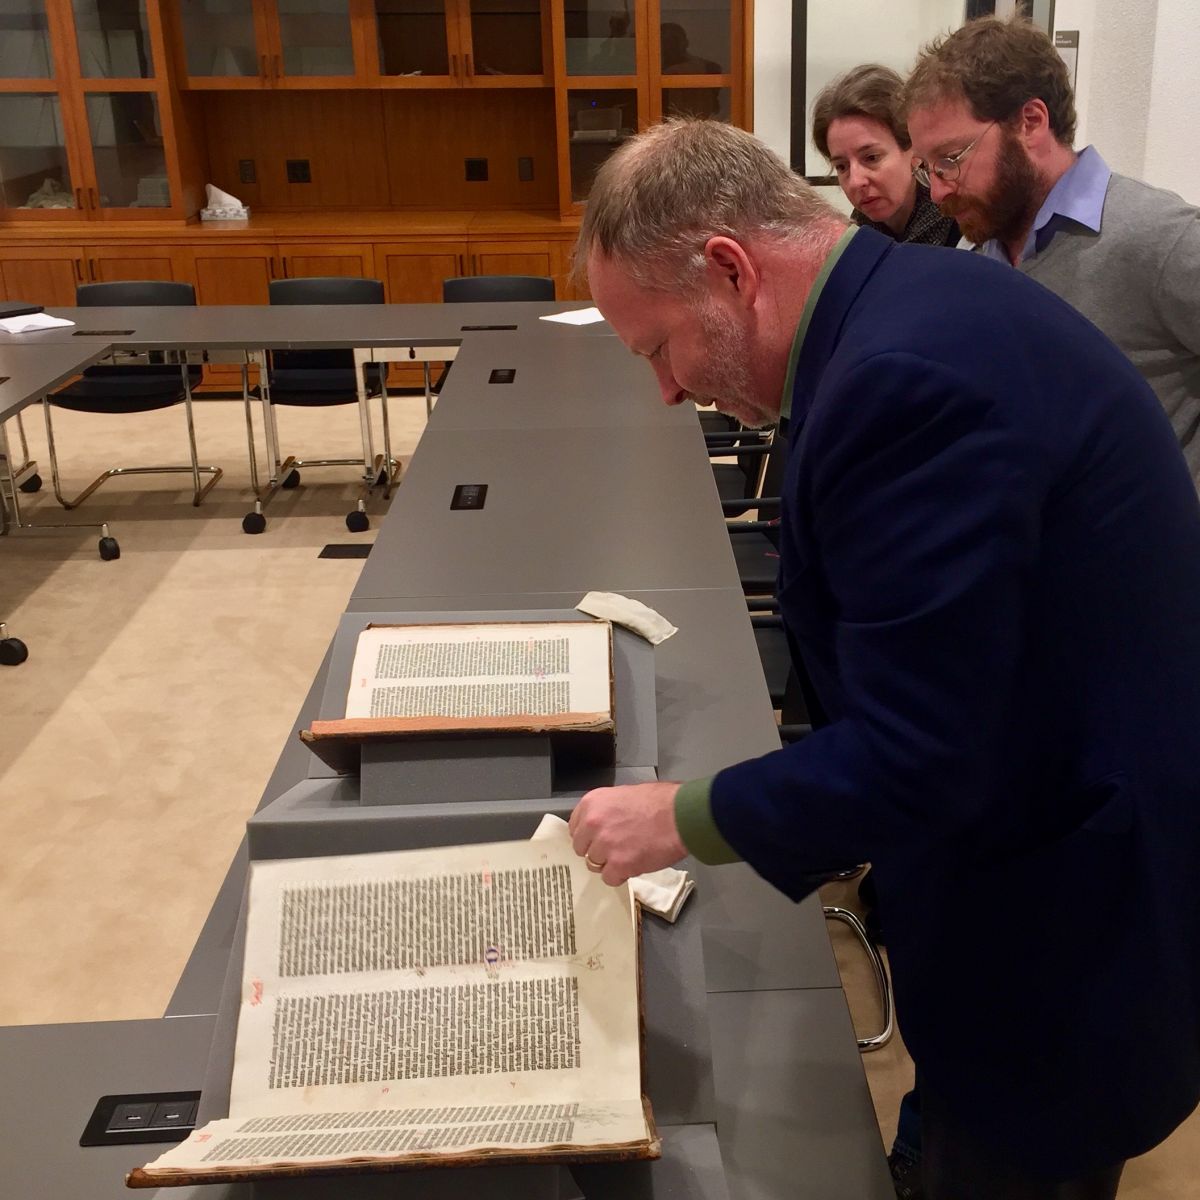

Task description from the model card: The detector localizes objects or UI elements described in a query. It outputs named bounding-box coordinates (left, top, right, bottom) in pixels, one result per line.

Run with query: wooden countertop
left=0, top=210, right=582, bottom=243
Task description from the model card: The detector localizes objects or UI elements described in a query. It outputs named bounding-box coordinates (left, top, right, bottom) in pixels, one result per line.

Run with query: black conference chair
left=43, top=280, right=219, bottom=519
left=241, top=276, right=395, bottom=535
left=431, top=275, right=557, bottom=399
left=442, top=275, right=556, bottom=304
left=0, top=620, right=28, bottom=665
left=744, top=619, right=895, bottom=1051
left=723, top=424, right=790, bottom=596
left=1, top=411, right=43, bottom=494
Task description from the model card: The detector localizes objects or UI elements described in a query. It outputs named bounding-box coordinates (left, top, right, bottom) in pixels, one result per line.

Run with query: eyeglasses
left=912, top=122, right=996, bottom=188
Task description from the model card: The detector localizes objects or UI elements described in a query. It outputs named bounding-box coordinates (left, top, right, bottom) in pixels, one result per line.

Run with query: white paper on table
left=539, top=307, right=606, bottom=326
left=0, top=314, right=75, bottom=333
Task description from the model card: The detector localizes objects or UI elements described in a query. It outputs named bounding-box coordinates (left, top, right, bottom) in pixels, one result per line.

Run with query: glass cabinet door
left=0, top=0, right=56, bottom=78
left=564, top=0, right=637, bottom=77
left=658, top=0, right=728, bottom=77
left=567, top=87, right=636, bottom=201
left=178, top=0, right=262, bottom=78
left=276, top=0, right=355, bottom=78
left=71, top=0, right=155, bottom=77
left=0, top=94, right=77, bottom=212
left=465, top=0, right=543, bottom=78
left=83, top=91, right=171, bottom=208
left=374, top=0, right=451, bottom=78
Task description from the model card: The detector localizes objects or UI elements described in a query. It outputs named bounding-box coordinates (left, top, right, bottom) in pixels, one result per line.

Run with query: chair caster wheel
left=98, top=536, right=120, bottom=561
left=18, top=473, right=42, bottom=494
left=242, top=511, right=267, bottom=535
left=0, top=637, right=29, bottom=666
left=345, top=510, right=370, bottom=533
left=281, top=469, right=301, bottom=489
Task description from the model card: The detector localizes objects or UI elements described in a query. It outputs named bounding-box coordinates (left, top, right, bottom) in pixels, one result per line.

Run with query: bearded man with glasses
left=904, top=14, right=1200, bottom=485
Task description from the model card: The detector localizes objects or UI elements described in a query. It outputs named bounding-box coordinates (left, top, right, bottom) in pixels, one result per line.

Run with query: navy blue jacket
left=710, top=229, right=1200, bottom=1176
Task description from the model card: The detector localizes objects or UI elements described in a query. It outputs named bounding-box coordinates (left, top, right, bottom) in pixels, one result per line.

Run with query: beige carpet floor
left=0, top=396, right=1196, bottom=1196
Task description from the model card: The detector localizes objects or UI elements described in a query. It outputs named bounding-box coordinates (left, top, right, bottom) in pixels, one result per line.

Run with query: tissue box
left=200, top=205, right=251, bottom=221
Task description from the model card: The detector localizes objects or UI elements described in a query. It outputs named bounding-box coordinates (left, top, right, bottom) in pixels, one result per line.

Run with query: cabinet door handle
left=268, top=257, right=277, bottom=279
left=457, top=253, right=464, bottom=276
left=88, top=258, right=97, bottom=281
left=260, top=54, right=268, bottom=81
left=450, top=53, right=458, bottom=81
left=88, top=187, right=97, bottom=210
left=72, top=258, right=83, bottom=282
left=73, top=187, right=84, bottom=211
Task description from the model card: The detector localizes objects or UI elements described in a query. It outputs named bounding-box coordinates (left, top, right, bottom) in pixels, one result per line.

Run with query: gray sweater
left=1021, top=173, right=1200, bottom=479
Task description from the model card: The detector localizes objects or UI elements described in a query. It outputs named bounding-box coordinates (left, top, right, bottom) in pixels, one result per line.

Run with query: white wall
left=803, top=0, right=962, bottom=171
left=1050, top=0, right=1096, bottom=145
left=1143, top=0, right=1200, bottom=202
left=752, top=0, right=792, bottom=162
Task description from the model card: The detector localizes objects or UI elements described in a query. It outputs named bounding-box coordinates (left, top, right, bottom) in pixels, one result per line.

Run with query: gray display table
left=0, top=299, right=891, bottom=1199
left=350, top=427, right=741, bottom=600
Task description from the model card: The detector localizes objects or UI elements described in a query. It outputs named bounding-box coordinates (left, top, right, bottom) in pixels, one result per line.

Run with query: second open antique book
left=128, top=831, right=658, bottom=1187
left=300, top=619, right=616, bottom=771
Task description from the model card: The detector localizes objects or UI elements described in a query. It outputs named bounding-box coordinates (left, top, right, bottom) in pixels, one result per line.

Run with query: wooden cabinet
left=82, top=243, right=192, bottom=284
left=367, top=0, right=549, bottom=89
left=278, top=242, right=373, bottom=279
left=0, top=224, right=580, bottom=307
left=0, top=0, right=198, bottom=221
left=466, top=238, right=553, bottom=279
left=173, top=0, right=552, bottom=90
left=175, top=0, right=365, bottom=88
left=186, top=242, right=279, bottom=304
left=0, top=245, right=86, bottom=304
left=552, top=0, right=748, bottom=213
left=2, top=1, right=749, bottom=225
left=374, top=242, right=467, bottom=302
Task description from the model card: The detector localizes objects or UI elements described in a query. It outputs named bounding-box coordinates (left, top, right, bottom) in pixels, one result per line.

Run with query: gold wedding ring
left=585, top=854, right=605, bottom=872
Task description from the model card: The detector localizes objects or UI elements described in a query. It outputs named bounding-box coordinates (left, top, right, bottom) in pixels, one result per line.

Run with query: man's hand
left=568, top=781, right=686, bottom=886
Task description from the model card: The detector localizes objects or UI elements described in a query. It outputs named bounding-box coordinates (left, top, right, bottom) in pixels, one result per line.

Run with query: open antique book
left=128, top=832, right=658, bottom=1187
left=301, top=620, right=615, bottom=770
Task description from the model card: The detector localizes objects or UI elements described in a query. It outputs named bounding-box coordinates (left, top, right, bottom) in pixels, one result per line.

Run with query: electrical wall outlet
left=286, top=159, right=311, bottom=184
left=465, top=157, right=488, bottom=182
left=517, top=156, right=534, bottom=182
left=238, top=159, right=256, bottom=184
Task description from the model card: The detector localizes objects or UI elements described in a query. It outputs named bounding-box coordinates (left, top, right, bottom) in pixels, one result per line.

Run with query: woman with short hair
left=813, top=63, right=960, bottom=247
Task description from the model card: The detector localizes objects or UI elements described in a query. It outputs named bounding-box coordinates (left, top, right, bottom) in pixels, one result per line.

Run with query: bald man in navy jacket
left=569, top=120, right=1200, bottom=1199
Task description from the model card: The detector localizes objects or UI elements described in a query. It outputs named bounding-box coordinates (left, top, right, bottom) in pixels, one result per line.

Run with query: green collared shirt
left=674, top=225, right=857, bottom=865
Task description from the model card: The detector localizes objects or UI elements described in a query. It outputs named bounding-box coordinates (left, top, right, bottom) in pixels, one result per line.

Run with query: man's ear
left=703, top=236, right=759, bottom=310
left=1017, top=98, right=1053, bottom=149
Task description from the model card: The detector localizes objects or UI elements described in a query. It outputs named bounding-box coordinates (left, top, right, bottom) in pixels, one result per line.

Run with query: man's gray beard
left=691, top=301, right=770, bottom=426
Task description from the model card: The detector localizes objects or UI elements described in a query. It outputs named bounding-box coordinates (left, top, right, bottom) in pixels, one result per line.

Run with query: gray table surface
left=0, top=302, right=611, bottom=353
left=710, top=989, right=893, bottom=1200
left=427, top=332, right=691, bottom=432
left=0, top=1015, right=217, bottom=1200
left=0, top=343, right=108, bottom=422
left=351, top=427, right=743, bottom=599
left=3, top=302, right=889, bottom=1198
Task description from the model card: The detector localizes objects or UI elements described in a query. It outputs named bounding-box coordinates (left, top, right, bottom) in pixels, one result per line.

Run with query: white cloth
left=576, top=591, right=677, bottom=645
left=0, top=313, right=75, bottom=333
left=531, top=814, right=695, bottom=923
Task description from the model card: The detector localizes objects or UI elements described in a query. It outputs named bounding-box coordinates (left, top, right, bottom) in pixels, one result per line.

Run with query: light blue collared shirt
left=980, top=145, right=1112, bottom=266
